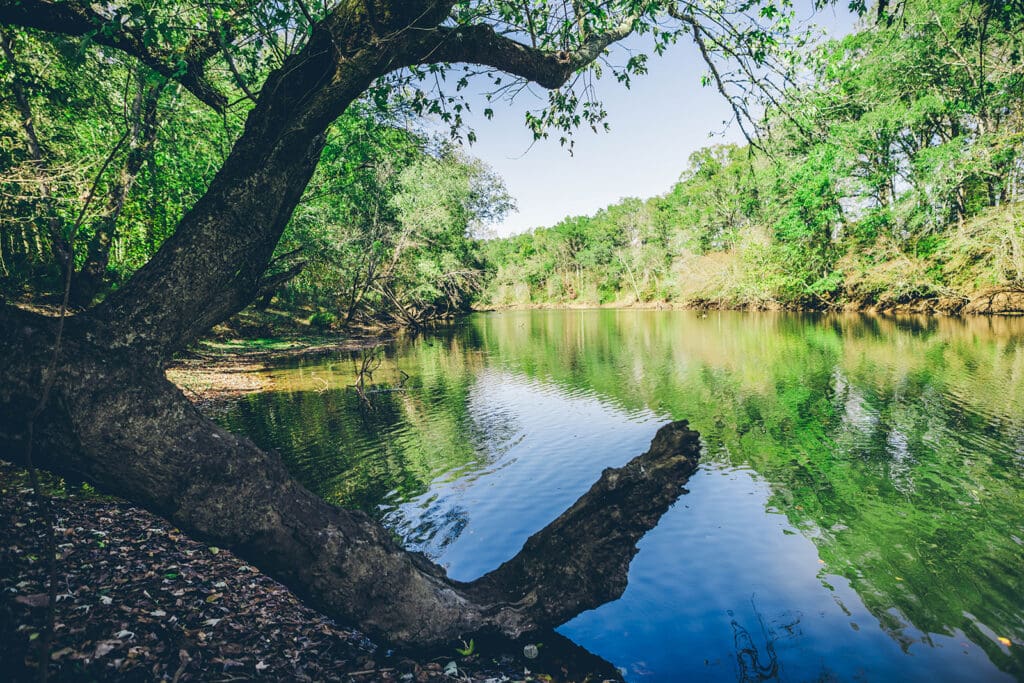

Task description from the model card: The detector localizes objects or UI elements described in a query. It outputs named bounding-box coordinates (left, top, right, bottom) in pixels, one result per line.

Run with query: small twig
left=349, top=346, right=385, bottom=408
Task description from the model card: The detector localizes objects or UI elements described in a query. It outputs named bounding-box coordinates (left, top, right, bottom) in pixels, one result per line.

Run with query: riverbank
left=167, top=335, right=387, bottom=408
left=3, top=310, right=623, bottom=681
left=162, top=302, right=402, bottom=406
left=478, top=285, right=1024, bottom=316
left=0, top=462, right=616, bottom=682
left=169, top=295, right=1024, bottom=406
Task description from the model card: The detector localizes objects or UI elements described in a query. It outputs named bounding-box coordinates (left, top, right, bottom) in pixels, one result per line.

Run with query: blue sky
left=457, top=4, right=859, bottom=237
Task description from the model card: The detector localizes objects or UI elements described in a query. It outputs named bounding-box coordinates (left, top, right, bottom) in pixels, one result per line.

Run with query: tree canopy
left=1, top=0, right=847, bottom=312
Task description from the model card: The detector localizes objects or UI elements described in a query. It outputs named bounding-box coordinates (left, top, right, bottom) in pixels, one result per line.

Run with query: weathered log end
left=467, top=420, right=703, bottom=632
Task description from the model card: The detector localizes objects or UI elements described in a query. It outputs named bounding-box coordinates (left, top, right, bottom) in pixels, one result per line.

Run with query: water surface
left=220, top=310, right=1024, bottom=681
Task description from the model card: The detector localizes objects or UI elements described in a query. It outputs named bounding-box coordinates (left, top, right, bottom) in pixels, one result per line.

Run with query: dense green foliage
left=2, top=0, right=820, bottom=327
left=0, top=27, right=508, bottom=325
left=0, top=29, right=237, bottom=300
left=1, top=0, right=866, bottom=327
left=5, top=0, right=1021, bottom=322
left=274, top=116, right=513, bottom=327
left=481, top=0, right=1024, bottom=310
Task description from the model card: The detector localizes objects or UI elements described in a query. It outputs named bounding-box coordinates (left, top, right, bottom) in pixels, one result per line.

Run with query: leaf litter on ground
left=1, top=461, right=599, bottom=682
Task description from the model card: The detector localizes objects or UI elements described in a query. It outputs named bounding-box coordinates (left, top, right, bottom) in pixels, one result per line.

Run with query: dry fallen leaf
left=15, top=593, right=49, bottom=608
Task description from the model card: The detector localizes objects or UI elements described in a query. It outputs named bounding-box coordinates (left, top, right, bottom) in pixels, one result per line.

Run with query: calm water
left=219, top=310, right=1024, bottom=681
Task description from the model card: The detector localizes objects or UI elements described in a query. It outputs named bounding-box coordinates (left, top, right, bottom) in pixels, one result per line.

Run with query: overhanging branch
left=467, top=420, right=702, bottom=628
left=404, top=17, right=638, bottom=90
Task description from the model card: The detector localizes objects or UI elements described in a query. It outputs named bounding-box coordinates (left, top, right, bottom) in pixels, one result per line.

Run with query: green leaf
left=455, top=638, right=475, bottom=656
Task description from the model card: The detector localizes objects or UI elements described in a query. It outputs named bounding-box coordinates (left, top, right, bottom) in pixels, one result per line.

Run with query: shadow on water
left=218, top=310, right=1024, bottom=682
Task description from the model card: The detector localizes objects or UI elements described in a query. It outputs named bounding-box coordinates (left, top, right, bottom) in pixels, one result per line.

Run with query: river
left=218, top=309, right=1024, bottom=682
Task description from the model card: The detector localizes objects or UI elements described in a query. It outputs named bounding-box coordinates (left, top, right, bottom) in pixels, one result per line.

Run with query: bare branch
left=257, top=260, right=307, bottom=299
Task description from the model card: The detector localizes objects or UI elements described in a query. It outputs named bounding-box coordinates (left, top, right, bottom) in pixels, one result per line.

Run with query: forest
left=6, top=1, right=1021, bottom=328
left=0, top=34, right=513, bottom=326
left=482, top=0, right=1024, bottom=313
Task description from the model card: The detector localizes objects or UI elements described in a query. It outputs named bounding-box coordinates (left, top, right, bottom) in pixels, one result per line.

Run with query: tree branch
left=257, top=260, right=307, bottom=299
left=404, top=17, right=638, bottom=90
left=466, top=420, right=702, bottom=628
left=0, top=0, right=227, bottom=110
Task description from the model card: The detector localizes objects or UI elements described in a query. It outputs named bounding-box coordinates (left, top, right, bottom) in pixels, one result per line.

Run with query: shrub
left=309, top=311, right=337, bottom=330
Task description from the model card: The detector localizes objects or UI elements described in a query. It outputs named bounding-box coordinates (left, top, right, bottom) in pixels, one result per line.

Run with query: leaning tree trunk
left=0, top=303, right=702, bottom=644
left=0, top=0, right=675, bottom=649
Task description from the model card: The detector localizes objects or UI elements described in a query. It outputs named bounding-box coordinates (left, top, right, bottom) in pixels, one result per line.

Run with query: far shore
left=476, top=286, right=1024, bottom=317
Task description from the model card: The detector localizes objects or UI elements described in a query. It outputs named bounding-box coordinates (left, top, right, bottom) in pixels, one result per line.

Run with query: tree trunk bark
left=84, top=23, right=352, bottom=359
left=0, top=304, right=702, bottom=645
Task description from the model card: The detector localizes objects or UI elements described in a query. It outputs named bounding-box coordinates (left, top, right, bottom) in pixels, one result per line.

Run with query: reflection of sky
left=561, top=465, right=1008, bottom=682
left=386, top=368, right=666, bottom=577
left=228, top=310, right=1024, bottom=681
